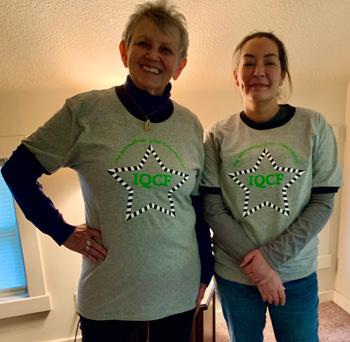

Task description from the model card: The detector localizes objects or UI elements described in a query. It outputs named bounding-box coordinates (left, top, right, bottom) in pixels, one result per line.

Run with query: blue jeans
left=215, top=272, right=319, bottom=342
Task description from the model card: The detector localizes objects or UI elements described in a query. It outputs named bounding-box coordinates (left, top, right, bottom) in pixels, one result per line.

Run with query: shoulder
left=66, top=87, right=118, bottom=109
left=171, top=100, right=203, bottom=131
left=70, top=87, right=116, bottom=100
left=206, top=112, right=241, bottom=137
left=294, top=107, right=327, bottom=123
left=172, top=100, right=200, bottom=120
left=293, top=107, right=332, bottom=134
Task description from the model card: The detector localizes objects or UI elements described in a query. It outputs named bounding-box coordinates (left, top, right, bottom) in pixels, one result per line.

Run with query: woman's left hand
left=241, top=249, right=274, bottom=283
left=194, top=283, right=207, bottom=317
left=256, top=271, right=286, bottom=306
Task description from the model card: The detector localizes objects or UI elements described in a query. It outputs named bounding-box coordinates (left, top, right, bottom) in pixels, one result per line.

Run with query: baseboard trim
left=215, top=308, right=225, bottom=324
left=318, top=290, right=334, bottom=303
left=44, top=339, right=81, bottom=342
left=333, top=290, right=350, bottom=314
left=317, top=254, right=332, bottom=269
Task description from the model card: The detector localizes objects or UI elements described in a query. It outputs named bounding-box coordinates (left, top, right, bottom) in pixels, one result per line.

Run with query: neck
left=243, top=100, right=280, bottom=123
left=124, top=75, right=171, bottom=116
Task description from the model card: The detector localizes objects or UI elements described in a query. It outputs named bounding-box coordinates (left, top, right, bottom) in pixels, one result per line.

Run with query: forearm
left=202, top=191, right=256, bottom=263
left=1, top=144, right=75, bottom=245
left=260, top=192, right=335, bottom=270
left=192, top=195, right=214, bottom=286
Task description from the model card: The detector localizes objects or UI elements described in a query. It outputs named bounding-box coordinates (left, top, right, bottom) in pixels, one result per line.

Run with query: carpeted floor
left=216, top=301, right=350, bottom=342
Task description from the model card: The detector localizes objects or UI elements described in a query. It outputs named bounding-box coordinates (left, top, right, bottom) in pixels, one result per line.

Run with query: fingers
left=273, top=292, right=280, bottom=306
left=63, top=223, right=108, bottom=263
left=85, top=226, right=108, bottom=260
left=240, top=250, right=256, bottom=267
left=260, top=292, right=267, bottom=302
left=85, top=237, right=106, bottom=256
left=82, top=248, right=100, bottom=264
left=261, top=289, right=279, bottom=305
left=278, top=288, right=286, bottom=306
left=256, top=272, right=286, bottom=306
left=194, top=284, right=206, bottom=317
left=86, top=239, right=108, bottom=261
left=241, top=250, right=274, bottom=284
left=194, top=304, right=200, bottom=317
left=196, top=284, right=206, bottom=306
left=89, top=228, right=103, bottom=241
left=82, top=233, right=108, bottom=263
left=242, top=264, right=252, bottom=275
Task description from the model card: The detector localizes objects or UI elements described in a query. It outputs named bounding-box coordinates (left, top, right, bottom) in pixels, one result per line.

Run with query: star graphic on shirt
left=228, top=148, right=305, bottom=218
left=107, top=144, right=189, bottom=221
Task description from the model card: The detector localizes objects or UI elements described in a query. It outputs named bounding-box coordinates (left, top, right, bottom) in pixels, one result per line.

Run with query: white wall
left=334, top=84, right=350, bottom=313
left=0, top=0, right=349, bottom=341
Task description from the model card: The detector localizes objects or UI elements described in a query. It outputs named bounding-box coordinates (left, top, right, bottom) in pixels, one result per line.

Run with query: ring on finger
left=85, top=245, right=90, bottom=252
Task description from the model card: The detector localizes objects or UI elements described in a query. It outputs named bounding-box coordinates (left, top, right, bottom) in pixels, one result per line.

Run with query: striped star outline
left=107, top=144, right=189, bottom=221
left=228, top=148, right=305, bottom=218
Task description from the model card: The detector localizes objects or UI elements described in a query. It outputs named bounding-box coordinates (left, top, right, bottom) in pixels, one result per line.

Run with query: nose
left=145, top=47, right=160, bottom=61
left=253, top=63, right=265, bottom=78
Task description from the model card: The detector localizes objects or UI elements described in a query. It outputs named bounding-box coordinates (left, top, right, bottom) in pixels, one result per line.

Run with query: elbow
left=1, top=161, right=13, bottom=187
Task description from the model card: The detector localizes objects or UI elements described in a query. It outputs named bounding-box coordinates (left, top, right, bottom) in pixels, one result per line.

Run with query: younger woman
left=201, top=32, right=343, bottom=342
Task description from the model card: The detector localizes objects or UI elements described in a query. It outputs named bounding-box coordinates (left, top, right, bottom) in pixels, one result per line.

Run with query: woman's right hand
left=256, top=271, right=286, bottom=306
left=63, top=223, right=108, bottom=263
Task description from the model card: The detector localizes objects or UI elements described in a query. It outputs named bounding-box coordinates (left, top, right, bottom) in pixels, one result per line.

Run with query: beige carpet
left=216, top=302, right=350, bottom=342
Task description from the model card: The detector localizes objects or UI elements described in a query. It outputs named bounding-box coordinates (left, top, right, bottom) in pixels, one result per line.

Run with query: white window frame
left=0, top=136, right=51, bottom=320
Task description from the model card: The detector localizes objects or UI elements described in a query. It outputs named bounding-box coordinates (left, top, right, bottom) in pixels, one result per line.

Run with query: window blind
left=0, top=160, right=27, bottom=298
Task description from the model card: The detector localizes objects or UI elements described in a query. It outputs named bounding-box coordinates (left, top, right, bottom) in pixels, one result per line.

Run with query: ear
left=233, top=69, right=239, bottom=87
left=119, top=40, right=128, bottom=68
left=279, top=71, right=286, bottom=86
left=173, top=58, right=187, bottom=81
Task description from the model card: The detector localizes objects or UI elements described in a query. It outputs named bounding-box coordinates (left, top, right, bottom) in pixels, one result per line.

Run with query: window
left=0, top=137, right=51, bottom=320
left=0, top=159, right=27, bottom=298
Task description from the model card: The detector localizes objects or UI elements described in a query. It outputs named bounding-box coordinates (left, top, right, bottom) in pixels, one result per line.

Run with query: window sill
left=0, top=136, right=52, bottom=321
left=0, top=294, right=51, bottom=319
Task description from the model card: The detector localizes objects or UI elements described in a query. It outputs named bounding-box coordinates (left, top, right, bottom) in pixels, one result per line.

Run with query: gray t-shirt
left=23, top=87, right=204, bottom=320
left=201, top=106, right=343, bottom=284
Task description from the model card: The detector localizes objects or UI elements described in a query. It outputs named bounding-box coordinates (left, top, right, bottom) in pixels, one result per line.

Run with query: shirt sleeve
left=202, top=192, right=257, bottom=262
left=22, top=99, right=83, bottom=173
left=260, top=114, right=343, bottom=269
left=192, top=195, right=214, bottom=286
left=190, top=117, right=205, bottom=197
left=1, top=144, right=75, bottom=245
left=260, top=192, right=335, bottom=270
left=312, top=114, right=343, bottom=188
left=200, top=124, right=221, bottom=189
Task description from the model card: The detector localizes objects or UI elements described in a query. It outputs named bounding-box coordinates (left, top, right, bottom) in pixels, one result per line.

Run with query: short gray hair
left=122, top=0, right=189, bottom=60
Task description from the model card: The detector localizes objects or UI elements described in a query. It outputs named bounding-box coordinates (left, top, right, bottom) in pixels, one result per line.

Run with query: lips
left=142, top=65, right=161, bottom=74
left=249, top=83, right=268, bottom=87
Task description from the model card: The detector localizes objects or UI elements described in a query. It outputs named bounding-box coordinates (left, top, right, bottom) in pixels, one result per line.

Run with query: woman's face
left=119, top=18, right=187, bottom=96
left=234, top=37, right=285, bottom=106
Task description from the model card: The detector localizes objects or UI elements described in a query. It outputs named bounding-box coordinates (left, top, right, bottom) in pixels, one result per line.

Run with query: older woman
left=201, top=32, right=343, bottom=341
left=1, top=1, right=213, bottom=341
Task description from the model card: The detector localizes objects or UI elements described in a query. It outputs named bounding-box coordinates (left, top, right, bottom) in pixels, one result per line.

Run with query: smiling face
left=119, top=18, right=187, bottom=96
left=234, top=37, right=285, bottom=107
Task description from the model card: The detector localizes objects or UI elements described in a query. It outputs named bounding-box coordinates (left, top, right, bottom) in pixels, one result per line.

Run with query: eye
left=160, top=46, right=174, bottom=55
left=265, top=61, right=276, bottom=66
left=136, top=41, right=150, bottom=49
left=243, top=61, right=254, bottom=67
